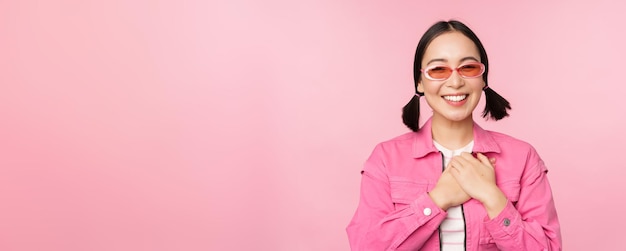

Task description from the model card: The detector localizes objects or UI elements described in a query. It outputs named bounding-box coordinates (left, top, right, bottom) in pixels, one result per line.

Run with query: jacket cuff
left=410, top=193, right=447, bottom=230
left=483, top=201, right=521, bottom=238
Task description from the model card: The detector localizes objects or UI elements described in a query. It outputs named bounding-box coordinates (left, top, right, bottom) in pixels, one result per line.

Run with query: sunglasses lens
left=458, top=64, right=483, bottom=77
left=426, top=66, right=452, bottom=80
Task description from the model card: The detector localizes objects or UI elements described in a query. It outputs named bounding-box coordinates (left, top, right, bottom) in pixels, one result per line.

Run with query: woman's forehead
left=422, top=32, right=480, bottom=65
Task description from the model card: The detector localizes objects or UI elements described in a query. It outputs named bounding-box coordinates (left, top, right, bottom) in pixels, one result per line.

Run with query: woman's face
left=417, top=31, right=485, bottom=124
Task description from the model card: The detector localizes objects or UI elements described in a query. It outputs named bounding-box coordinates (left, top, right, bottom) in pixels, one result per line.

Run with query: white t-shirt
left=433, top=140, right=474, bottom=251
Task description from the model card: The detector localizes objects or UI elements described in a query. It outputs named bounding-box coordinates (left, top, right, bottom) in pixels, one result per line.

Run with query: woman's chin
left=436, top=112, right=473, bottom=123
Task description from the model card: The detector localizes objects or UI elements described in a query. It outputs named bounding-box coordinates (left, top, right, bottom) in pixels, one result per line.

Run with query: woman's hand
left=428, top=167, right=470, bottom=211
left=449, top=152, right=507, bottom=218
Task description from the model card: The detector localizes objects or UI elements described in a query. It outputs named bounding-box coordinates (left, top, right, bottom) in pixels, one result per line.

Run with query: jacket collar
left=412, top=117, right=501, bottom=158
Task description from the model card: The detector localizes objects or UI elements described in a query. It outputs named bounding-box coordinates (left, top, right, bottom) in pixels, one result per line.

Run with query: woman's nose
left=446, top=70, right=465, bottom=88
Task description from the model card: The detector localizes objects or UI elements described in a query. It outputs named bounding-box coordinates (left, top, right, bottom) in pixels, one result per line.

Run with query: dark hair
left=402, top=20, right=511, bottom=132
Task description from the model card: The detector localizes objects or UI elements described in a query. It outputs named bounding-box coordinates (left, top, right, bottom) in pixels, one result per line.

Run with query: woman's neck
left=431, top=116, right=474, bottom=150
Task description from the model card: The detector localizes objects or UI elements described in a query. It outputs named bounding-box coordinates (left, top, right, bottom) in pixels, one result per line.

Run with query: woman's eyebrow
left=425, top=58, right=447, bottom=65
left=460, top=56, right=480, bottom=62
left=425, top=56, right=480, bottom=65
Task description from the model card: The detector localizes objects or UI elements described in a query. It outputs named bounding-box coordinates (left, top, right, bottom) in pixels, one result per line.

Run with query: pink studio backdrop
left=1, top=1, right=625, bottom=250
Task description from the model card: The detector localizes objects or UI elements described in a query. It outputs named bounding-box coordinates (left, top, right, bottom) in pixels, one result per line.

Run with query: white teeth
left=443, top=95, right=467, bottom=102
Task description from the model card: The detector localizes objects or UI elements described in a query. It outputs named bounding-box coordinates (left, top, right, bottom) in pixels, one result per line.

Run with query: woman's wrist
left=479, top=186, right=507, bottom=219
left=428, top=189, right=450, bottom=211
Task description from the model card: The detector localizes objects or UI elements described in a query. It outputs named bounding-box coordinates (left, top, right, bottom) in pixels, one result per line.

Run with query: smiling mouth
left=443, top=95, right=468, bottom=102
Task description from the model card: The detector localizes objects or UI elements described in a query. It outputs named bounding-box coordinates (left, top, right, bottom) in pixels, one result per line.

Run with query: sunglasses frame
left=421, top=62, right=486, bottom=81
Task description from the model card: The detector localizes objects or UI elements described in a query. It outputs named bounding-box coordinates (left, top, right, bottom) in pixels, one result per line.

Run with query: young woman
left=346, top=20, right=562, bottom=250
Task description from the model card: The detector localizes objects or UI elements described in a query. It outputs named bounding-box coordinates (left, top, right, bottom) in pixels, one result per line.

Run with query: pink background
left=1, top=0, right=624, bottom=250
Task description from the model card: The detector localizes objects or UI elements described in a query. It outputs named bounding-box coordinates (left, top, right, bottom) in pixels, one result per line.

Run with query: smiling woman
left=346, top=20, right=562, bottom=250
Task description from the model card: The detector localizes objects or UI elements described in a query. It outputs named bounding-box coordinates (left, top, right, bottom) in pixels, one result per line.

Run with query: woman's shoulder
left=483, top=130, right=542, bottom=158
left=368, top=131, right=419, bottom=154
left=375, top=131, right=420, bottom=147
left=485, top=130, right=529, bottom=144
left=386, top=131, right=419, bottom=142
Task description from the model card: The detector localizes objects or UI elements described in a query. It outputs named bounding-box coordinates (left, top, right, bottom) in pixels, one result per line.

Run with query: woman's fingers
left=475, top=153, right=494, bottom=168
left=454, top=152, right=496, bottom=168
left=450, top=154, right=471, bottom=170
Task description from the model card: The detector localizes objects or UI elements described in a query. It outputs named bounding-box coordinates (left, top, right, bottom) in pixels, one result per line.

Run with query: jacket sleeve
left=484, top=148, right=562, bottom=250
left=346, top=145, right=445, bottom=251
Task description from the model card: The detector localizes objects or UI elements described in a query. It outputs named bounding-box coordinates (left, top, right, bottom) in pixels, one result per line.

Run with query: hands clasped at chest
left=428, top=152, right=507, bottom=219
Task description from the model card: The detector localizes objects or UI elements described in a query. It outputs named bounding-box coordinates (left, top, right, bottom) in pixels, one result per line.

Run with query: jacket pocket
left=478, top=240, right=499, bottom=251
left=388, top=177, right=429, bottom=209
left=498, top=181, right=521, bottom=205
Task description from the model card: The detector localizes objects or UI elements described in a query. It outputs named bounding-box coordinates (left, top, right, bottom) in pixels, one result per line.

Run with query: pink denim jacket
left=347, top=118, right=561, bottom=250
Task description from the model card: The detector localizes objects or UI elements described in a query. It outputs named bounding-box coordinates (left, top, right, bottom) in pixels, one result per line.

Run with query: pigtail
left=482, top=86, right=511, bottom=120
left=402, top=93, right=421, bottom=132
